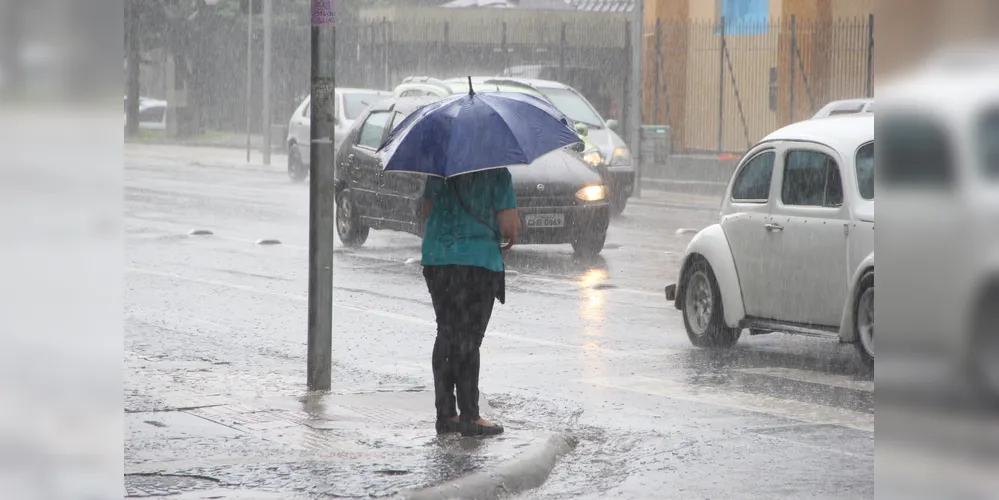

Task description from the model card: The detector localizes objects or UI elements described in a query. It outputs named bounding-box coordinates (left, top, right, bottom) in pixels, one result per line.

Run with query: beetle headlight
left=582, top=150, right=603, bottom=167
left=575, top=185, right=606, bottom=202
left=609, top=147, right=632, bottom=166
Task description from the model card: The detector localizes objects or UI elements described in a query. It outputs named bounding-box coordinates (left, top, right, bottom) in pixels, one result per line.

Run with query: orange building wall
left=642, top=0, right=874, bottom=153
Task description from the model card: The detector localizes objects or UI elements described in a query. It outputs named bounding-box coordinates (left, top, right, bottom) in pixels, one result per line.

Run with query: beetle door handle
left=764, top=223, right=784, bottom=232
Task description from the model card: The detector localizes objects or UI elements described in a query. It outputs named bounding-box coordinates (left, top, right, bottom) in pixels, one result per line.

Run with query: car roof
left=761, top=114, right=874, bottom=155
left=369, top=95, right=440, bottom=114
left=483, top=76, right=572, bottom=90
left=439, top=77, right=547, bottom=96
left=876, top=67, right=999, bottom=121
left=338, top=88, right=390, bottom=95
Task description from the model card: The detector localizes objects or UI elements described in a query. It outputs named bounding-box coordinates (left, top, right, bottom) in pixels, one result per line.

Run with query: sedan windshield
left=344, top=92, right=388, bottom=120
left=539, top=87, right=604, bottom=128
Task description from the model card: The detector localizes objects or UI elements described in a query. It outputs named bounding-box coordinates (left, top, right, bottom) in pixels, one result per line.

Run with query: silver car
left=285, top=88, right=390, bottom=182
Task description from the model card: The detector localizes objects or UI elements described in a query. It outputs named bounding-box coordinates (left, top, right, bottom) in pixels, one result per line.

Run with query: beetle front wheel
left=681, top=260, right=741, bottom=349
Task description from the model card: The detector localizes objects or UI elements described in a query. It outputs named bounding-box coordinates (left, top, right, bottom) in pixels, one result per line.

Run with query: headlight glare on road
left=582, top=150, right=602, bottom=167
left=610, top=147, right=632, bottom=166
left=576, top=185, right=606, bottom=202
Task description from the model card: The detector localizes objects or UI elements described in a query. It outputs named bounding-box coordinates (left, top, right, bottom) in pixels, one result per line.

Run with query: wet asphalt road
left=125, top=154, right=873, bottom=499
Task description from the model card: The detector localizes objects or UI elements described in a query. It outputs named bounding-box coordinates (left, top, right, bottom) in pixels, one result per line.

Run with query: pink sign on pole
left=312, top=0, right=338, bottom=26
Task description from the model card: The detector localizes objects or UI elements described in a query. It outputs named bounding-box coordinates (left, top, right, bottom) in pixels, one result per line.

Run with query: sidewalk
left=125, top=349, right=572, bottom=499
left=630, top=187, right=723, bottom=211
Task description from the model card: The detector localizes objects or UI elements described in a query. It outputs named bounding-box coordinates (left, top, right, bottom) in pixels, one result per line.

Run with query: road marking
left=575, top=375, right=874, bottom=432
left=734, top=367, right=874, bottom=392
left=127, top=267, right=676, bottom=359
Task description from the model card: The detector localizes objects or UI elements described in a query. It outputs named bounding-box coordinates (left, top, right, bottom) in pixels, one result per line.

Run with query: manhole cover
left=124, top=473, right=220, bottom=497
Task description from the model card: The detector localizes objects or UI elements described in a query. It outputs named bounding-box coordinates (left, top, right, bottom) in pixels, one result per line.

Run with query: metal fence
left=351, top=18, right=633, bottom=123
left=644, top=15, right=875, bottom=155
left=163, top=12, right=873, bottom=157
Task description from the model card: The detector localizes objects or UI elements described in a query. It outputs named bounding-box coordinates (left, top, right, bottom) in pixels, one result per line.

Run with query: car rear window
left=978, top=107, right=999, bottom=180
left=344, top=93, right=388, bottom=120
left=879, top=114, right=954, bottom=188
left=856, top=142, right=874, bottom=199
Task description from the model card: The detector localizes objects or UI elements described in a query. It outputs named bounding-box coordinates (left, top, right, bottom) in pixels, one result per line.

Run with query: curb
left=187, top=160, right=286, bottom=177
left=400, top=432, right=578, bottom=500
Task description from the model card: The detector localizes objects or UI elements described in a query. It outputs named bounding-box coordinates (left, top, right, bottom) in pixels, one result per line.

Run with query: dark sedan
left=332, top=97, right=611, bottom=256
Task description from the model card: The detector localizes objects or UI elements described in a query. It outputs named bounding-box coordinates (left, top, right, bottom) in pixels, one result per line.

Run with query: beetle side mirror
left=574, top=123, right=589, bottom=137
left=605, top=119, right=618, bottom=130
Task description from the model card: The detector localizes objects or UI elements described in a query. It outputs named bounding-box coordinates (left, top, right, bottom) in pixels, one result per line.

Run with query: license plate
left=525, top=213, right=565, bottom=228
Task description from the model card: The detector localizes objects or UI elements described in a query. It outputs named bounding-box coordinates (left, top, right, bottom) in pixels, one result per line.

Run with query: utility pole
left=628, top=0, right=643, bottom=199
left=245, top=1, right=253, bottom=162
left=307, top=0, right=337, bottom=391
left=261, top=0, right=273, bottom=165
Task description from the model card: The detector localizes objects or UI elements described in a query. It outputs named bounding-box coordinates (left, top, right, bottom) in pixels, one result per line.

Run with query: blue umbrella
left=377, top=79, right=581, bottom=178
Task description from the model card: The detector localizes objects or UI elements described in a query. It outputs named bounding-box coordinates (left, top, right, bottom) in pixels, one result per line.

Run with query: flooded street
left=125, top=147, right=872, bottom=498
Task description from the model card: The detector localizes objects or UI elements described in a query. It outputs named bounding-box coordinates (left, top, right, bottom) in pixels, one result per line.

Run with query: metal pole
left=125, top=0, right=140, bottom=136
left=308, top=0, right=337, bottom=391
left=865, top=14, right=874, bottom=98
left=628, top=0, right=643, bottom=199
left=246, top=3, right=253, bottom=162
left=262, top=0, right=273, bottom=165
left=789, top=15, right=796, bottom=123
left=717, top=17, right=725, bottom=154
left=559, top=22, right=567, bottom=82
left=653, top=19, right=660, bottom=126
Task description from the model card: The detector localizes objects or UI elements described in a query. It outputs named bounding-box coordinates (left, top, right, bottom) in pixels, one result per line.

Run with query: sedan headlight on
left=582, top=150, right=603, bottom=167
left=576, top=185, right=607, bottom=202
left=609, top=147, right=632, bottom=166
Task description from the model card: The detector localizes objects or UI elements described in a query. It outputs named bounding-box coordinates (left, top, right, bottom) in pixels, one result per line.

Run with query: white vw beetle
left=665, top=115, right=875, bottom=369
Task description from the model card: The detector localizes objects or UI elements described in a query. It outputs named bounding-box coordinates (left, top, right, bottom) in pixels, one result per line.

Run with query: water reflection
left=579, top=268, right=607, bottom=336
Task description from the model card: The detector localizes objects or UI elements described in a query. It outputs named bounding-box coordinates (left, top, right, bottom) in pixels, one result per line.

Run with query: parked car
left=123, top=96, right=167, bottom=131
left=333, top=96, right=611, bottom=256
left=811, top=98, right=873, bottom=119
left=664, top=114, right=875, bottom=369
left=395, top=76, right=635, bottom=215
left=286, top=88, right=391, bottom=182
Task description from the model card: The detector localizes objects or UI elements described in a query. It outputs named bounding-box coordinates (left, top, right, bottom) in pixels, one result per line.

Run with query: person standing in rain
left=421, top=169, right=520, bottom=436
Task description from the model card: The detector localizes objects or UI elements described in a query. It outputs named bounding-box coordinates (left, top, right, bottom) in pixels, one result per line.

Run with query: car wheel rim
left=336, top=195, right=351, bottom=235
left=857, top=287, right=874, bottom=358
left=685, top=270, right=713, bottom=336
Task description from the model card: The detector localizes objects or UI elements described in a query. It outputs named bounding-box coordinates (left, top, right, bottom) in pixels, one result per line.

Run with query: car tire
left=572, top=231, right=606, bottom=257
left=610, top=196, right=627, bottom=216
left=966, top=287, right=999, bottom=406
left=681, top=259, right=741, bottom=349
left=288, top=142, right=308, bottom=183
left=853, top=272, right=874, bottom=372
left=335, top=188, right=369, bottom=248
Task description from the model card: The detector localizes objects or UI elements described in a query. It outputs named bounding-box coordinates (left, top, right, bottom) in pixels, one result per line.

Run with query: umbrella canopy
left=377, top=84, right=581, bottom=178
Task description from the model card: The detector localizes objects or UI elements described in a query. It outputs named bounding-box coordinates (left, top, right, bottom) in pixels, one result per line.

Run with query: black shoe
left=435, top=419, right=460, bottom=434
left=459, top=421, right=505, bottom=437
